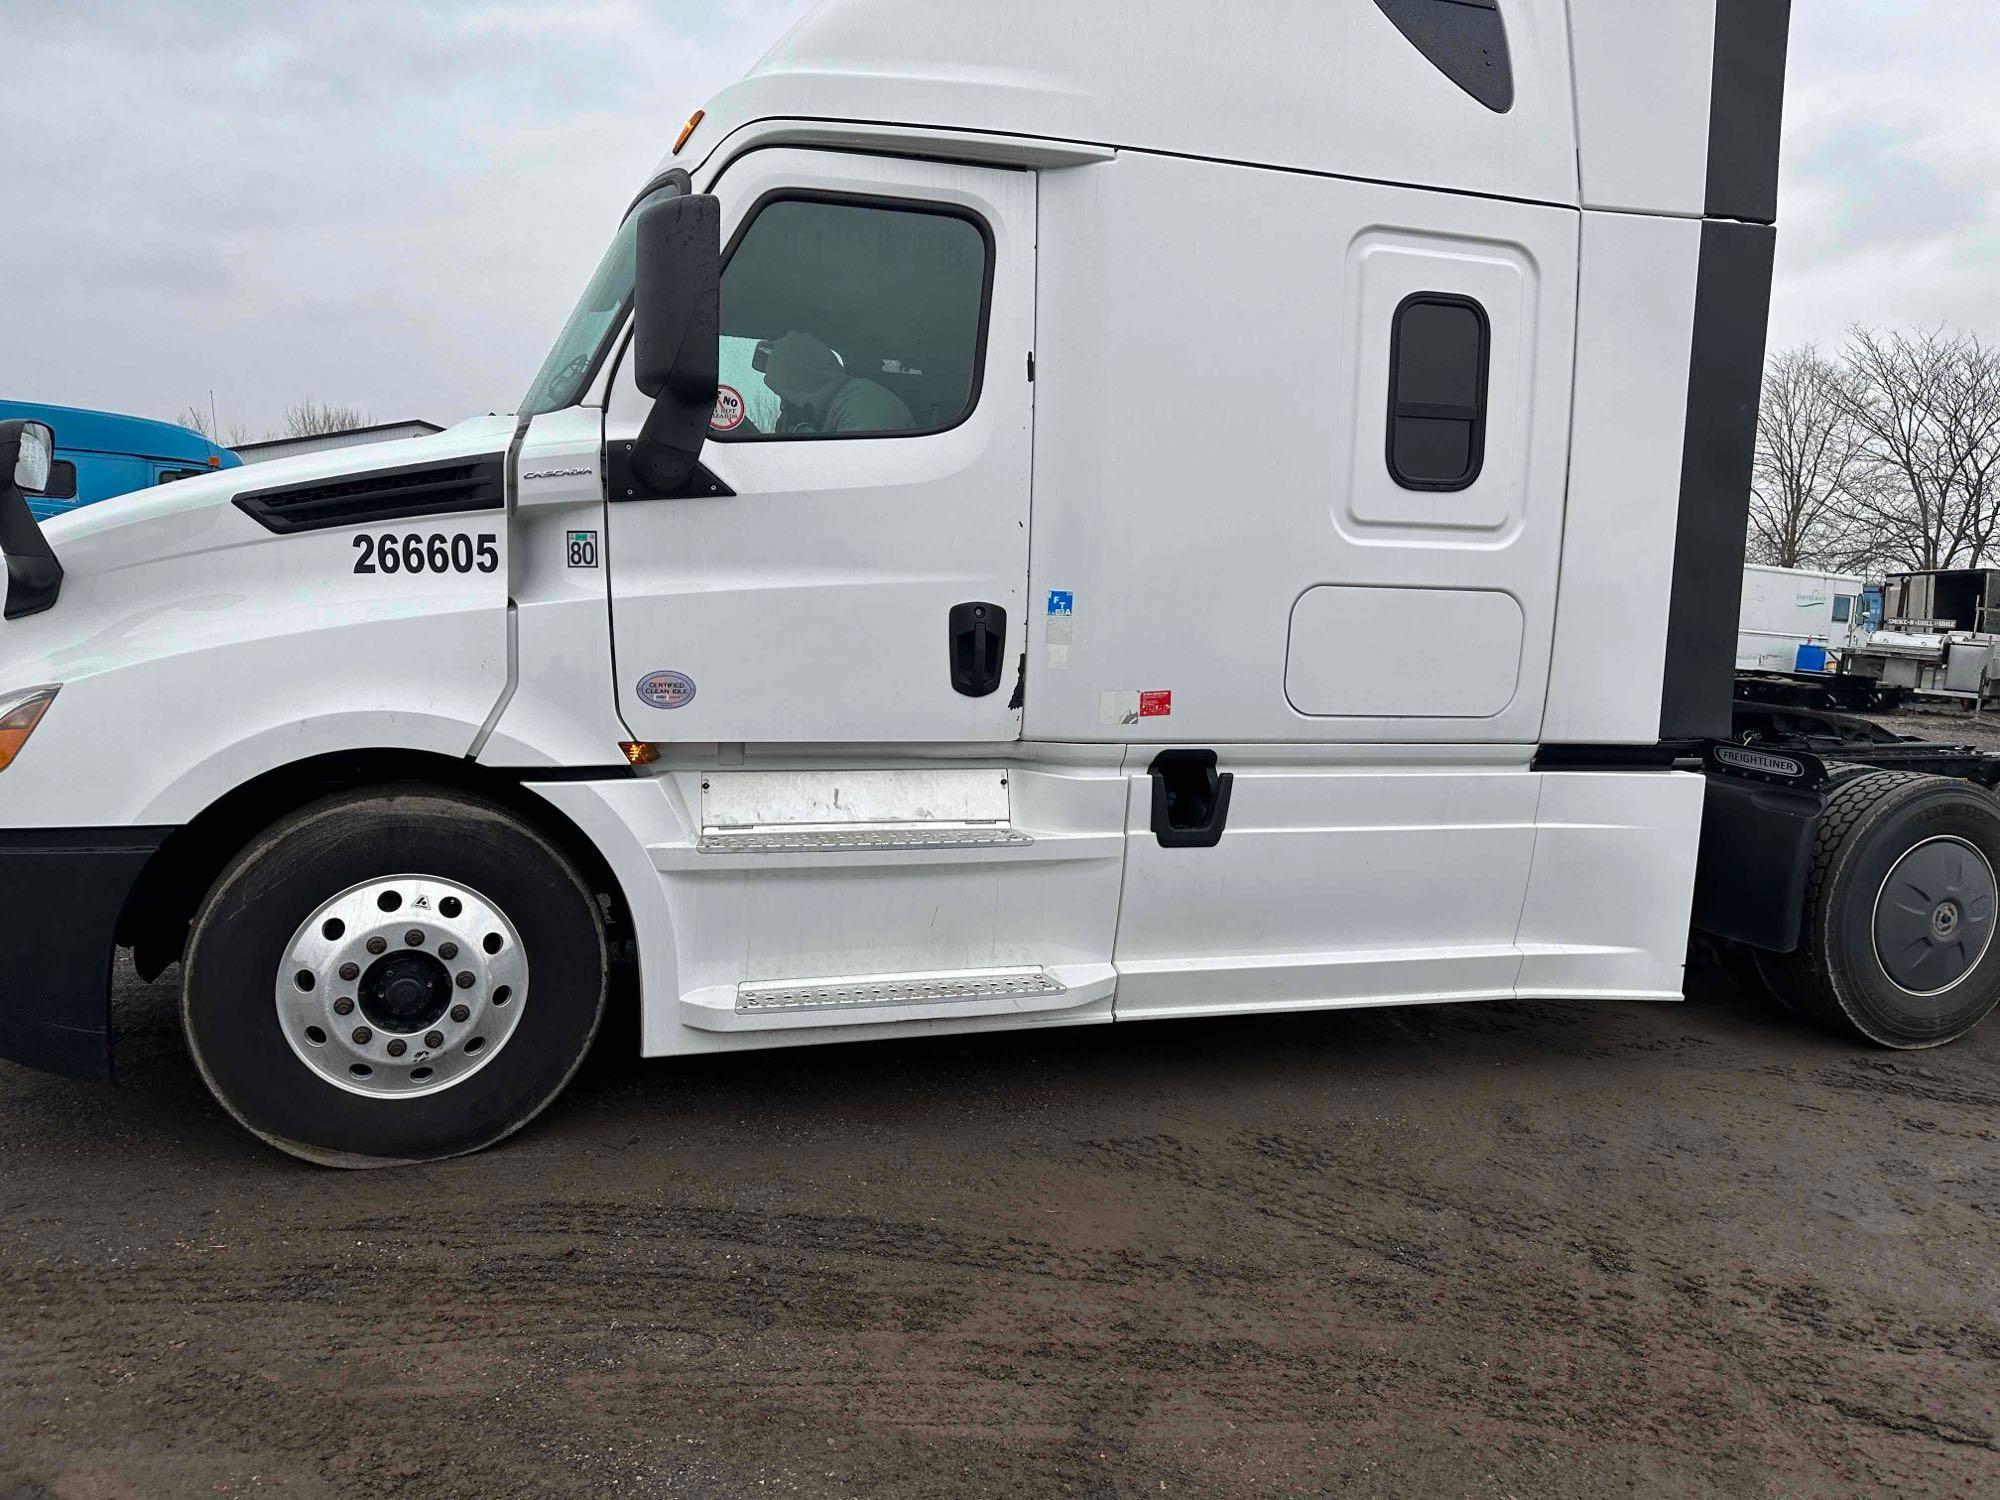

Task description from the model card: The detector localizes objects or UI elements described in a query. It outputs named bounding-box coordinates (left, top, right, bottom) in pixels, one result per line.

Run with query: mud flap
left=0, top=827, right=169, bottom=1079
left=1691, top=766, right=1826, bottom=954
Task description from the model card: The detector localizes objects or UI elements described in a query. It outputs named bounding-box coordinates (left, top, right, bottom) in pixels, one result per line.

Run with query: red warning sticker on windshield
left=710, top=384, right=745, bottom=432
left=1139, top=690, right=1173, bottom=717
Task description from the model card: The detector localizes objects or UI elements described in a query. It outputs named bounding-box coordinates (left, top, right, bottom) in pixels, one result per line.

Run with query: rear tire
left=183, top=786, right=607, bottom=1166
left=1762, top=770, right=2000, bottom=1049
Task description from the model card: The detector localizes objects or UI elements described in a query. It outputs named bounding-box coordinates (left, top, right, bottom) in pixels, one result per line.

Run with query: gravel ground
left=2, top=954, right=1998, bottom=1499
left=1854, top=705, right=2000, bottom=751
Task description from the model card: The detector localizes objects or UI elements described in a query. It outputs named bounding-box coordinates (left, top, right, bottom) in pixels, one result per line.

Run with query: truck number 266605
left=352, top=532, right=499, bottom=575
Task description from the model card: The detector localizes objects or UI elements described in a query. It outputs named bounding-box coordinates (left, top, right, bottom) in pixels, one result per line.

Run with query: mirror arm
left=629, top=400, right=704, bottom=494
left=0, top=483, right=63, bottom=621
left=0, top=427, right=63, bottom=619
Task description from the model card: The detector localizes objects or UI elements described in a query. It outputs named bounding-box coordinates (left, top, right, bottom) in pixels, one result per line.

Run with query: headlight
left=0, top=685, right=58, bottom=772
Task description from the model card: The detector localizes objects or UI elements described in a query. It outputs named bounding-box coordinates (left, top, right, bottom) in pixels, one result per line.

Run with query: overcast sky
left=4, top=1, right=1996, bottom=441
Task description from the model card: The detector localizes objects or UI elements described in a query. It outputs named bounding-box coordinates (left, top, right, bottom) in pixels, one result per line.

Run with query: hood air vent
left=234, top=455, right=506, bottom=535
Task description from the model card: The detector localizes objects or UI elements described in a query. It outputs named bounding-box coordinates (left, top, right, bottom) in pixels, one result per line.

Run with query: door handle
left=948, top=601, right=1007, bottom=697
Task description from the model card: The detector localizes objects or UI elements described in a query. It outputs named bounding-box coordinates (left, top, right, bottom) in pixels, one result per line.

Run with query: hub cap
left=1871, top=837, right=1997, bottom=997
left=276, top=876, right=529, bottom=1098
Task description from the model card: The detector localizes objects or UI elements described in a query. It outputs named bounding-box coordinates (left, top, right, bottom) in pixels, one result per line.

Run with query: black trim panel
left=0, top=825, right=173, bottom=1080
left=234, top=455, right=506, bottom=535
left=1372, top=0, right=1514, bottom=114
left=605, top=445, right=734, bottom=503
left=1706, top=0, right=1793, bottom=225
left=1659, top=219, right=1777, bottom=742
left=1533, top=742, right=1704, bottom=773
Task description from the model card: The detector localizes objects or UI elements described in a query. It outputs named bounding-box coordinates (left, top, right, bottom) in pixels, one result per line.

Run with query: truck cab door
left=603, top=149, right=1034, bottom=745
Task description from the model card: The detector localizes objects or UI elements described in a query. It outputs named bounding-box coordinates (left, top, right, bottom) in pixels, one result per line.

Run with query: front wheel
left=183, top=787, right=607, bottom=1166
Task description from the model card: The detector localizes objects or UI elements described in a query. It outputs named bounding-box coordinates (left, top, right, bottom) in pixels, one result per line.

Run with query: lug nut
left=366, top=937, right=387, bottom=956
left=386, top=1038, right=407, bottom=1057
left=352, top=1026, right=373, bottom=1045
left=333, top=998, right=355, bottom=1016
left=424, top=1030, right=444, bottom=1049
left=404, top=929, right=424, bottom=947
left=455, top=971, right=475, bottom=990
left=439, top=942, right=459, bottom=961
left=449, top=1004, right=470, bottom=1023
left=338, top=962, right=360, bottom=982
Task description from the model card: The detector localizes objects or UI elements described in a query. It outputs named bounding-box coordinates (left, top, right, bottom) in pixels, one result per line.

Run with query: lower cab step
left=678, top=963, right=1117, bottom=1033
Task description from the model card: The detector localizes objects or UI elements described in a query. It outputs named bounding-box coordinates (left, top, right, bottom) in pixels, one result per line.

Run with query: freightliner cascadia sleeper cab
left=5, top=0, right=1990, bottom=1167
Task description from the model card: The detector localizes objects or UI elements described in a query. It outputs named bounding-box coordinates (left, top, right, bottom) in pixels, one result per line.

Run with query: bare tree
left=1834, top=327, right=2000, bottom=571
left=223, top=420, right=258, bottom=448
left=282, top=400, right=370, bottom=438
left=175, top=405, right=214, bottom=439
left=1749, top=344, right=1864, bottom=569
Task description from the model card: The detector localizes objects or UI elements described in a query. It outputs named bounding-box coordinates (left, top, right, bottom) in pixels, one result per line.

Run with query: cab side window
left=1386, top=292, right=1490, bottom=492
left=713, top=195, right=992, bottom=440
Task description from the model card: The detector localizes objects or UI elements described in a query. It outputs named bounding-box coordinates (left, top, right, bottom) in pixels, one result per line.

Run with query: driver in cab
left=756, top=330, right=914, bottom=435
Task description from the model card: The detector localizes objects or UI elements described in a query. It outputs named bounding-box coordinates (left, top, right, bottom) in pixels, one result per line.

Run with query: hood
left=0, top=413, right=521, bottom=687
left=40, top=413, right=519, bottom=561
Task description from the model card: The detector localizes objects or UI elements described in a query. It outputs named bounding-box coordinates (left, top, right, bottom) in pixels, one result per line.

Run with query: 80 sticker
left=352, top=532, right=500, bottom=575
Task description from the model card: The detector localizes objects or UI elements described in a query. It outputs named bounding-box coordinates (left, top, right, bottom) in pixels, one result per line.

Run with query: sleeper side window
left=712, top=194, right=992, bottom=440
left=1386, top=292, right=1490, bottom=493
left=1832, top=595, right=1855, bottom=624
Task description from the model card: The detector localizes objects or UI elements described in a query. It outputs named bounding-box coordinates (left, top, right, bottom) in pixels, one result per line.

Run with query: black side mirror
left=630, top=193, right=721, bottom=493
left=0, top=419, right=64, bottom=619
left=4, top=420, right=53, bottom=495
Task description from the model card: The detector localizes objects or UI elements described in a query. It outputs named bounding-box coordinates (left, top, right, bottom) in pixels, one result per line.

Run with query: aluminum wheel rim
left=276, top=875, right=529, bottom=1099
left=1871, top=836, right=1997, bottom=998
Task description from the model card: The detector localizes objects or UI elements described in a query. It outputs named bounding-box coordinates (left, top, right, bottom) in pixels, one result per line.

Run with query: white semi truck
left=6, top=0, right=1996, bottom=1168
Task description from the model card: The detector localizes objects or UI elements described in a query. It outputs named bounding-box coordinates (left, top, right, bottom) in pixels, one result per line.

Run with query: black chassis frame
left=1693, top=682, right=2000, bottom=954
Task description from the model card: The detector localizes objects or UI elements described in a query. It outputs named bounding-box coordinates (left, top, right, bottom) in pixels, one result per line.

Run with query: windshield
left=518, top=176, right=686, bottom=418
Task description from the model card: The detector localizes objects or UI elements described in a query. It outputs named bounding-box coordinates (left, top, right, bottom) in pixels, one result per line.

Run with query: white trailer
left=1736, top=563, right=1867, bottom=674
left=8, top=0, right=1998, bottom=1168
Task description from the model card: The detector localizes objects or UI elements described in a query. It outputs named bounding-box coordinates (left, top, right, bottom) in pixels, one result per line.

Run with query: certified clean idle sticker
left=710, top=384, right=746, bottom=432
left=636, top=670, right=697, bottom=709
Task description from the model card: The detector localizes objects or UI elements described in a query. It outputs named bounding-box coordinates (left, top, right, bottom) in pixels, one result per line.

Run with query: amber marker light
left=673, top=109, right=705, bottom=155
left=619, top=740, right=660, bottom=766
left=0, top=686, right=59, bottom=772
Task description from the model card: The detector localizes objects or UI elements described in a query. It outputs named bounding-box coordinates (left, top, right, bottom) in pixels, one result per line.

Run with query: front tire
left=1762, top=771, right=2000, bottom=1049
left=183, top=787, right=607, bottom=1166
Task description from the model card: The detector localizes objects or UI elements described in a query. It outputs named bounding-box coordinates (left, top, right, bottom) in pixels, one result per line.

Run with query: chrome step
left=736, top=966, right=1067, bottom=1015
left=699, top=825, right=1033, bottom=854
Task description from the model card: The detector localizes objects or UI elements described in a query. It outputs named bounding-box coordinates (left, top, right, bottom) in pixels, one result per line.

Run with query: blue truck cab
left=0, top=400, right=240, bottom=522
